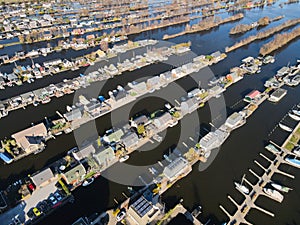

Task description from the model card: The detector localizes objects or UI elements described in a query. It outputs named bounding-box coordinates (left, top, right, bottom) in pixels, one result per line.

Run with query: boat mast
left=241, top=174, right=246, bottom=185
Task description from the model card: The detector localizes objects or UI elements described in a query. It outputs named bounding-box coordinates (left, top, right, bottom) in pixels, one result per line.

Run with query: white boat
left=293, top=147, right=300, bottom=157
left=279, top=123, right=293, bottom=132
left=54, top=131, right=63, bottom=136
left=165, top=103, right=172, bottom=110
left=292, top=110, right=300, bottom=116
left=285, top=157, right=300, bottom=168
left=234, top=182, right=249, bottom=194
left=169, top=120, right=178, bottom=127
left=234, top=174, right=249, bottom=194
left=271, top=182, right=292, bottom=193
left=288, top=112, right=300, bottom=121
left=66, top=105, right=73, bottom=112
left=265, top=144, right=281, bottom=154
left=82, top=178, right=94, bottom=187
left=33, top=101, right=39, bottom=107
left=263, top=187, right=284, bottom=202
left=119, top=155, right=129, bottom=162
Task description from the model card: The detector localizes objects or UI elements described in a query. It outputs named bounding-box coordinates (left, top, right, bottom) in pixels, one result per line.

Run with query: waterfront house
left=180, top=98, right=198, bottom=115
left=276, top=66, right=290, bottom=77
left=127, top=194, right=161, bottom=225
left=9, top=96, right=22, bottom=107
left=242, top=56, right=254, bottom=65
left=12, top=123, right=47, bottom=154
left=6, top=73, right=18, bottom=83
left=62, top=59, right=73, bottom=68
left=102, top=129, right=124, bottom=144
left=121, top=132, right=140, bottom=149
left=43, top=59, right=62, bottom=68
left=29, top=21, right=38, bottom=29
left=211, top=51, right=222, bottom=62
left=187, top=88, right=202, bottom=98
left=163, top=157, right=190, bottom=182
left=20, top=92, right=34, bottom=104
left=130, top=81, right=147, bottom=93
left=0, top=55, right=9, bottom=64
left=39, top=20, right=51, bottom=27
left=160, top=71, right=174, bottom=82
left=181, top=62, right=196, bottom=74
left=226, top=72, right=242, bottom=83
left=225, top=112, right=244, bottom=129
left=153, top=113, right=173, bottom=129
left=209, top=85, right=224, bottom=95
left=0, top=76, right=5, bottom=86
left=64, top=108, right=83, bottom=122
left=72, top=144, right=96, bottom=161
left=30, top=168, right=54, bottom=189
left=93, top=146, right=115, bottom=168
left=131, top=115, right=150, bottom=128
left=84, top=101, right=102, bottom=117
left=171, top=67, right=184, bottom=77
left=109, top=86, right=127, bottom=102
left=147, top=76, right=160, bottom=90
left=104, top=64, right=119, bottom=76
left=62, top=163, right=86, bottom=185
left=244, top=90, right=261, bottom=103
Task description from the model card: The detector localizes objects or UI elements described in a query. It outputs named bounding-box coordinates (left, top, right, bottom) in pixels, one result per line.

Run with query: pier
left=220, top=121, right=300, bottom=224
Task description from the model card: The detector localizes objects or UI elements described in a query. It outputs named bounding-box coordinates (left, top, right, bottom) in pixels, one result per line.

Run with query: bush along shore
left=225, top=18, right=300, bottom=52
left=260, top=26, right=300, bottom=56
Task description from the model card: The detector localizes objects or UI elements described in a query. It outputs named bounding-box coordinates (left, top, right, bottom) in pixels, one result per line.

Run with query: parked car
left=33, top=207, right=41, bottom=216
left=54, top=192, right=62, bottom=201
left=116, top=210, right=126, bottom=222
left=27, top=208, right=35, bottom=218
left=27, top=183, right=35, bottom=192
left=48, top=194, right=58, bottom=205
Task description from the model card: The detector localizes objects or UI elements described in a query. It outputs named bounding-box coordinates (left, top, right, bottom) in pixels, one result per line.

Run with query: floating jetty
left=220, top=118, right=300, bottom=225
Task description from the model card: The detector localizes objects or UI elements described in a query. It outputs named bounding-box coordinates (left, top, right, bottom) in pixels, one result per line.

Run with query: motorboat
left=279, top=123, right=293, bottom=132
left=292, top=110, right=300, bottom=116
left=263, top=187, right=284, bottom=202
left=293, top=147, right=300, bottom=157
left=234, top=175, right=249, bottom=194
left=119, top=155, right=129, bottom=162
left=82, top=177, right=94, bottom=187
left=265, top=144, right=281, bottom=154
left=271, top=182, right=292, bottom=193
left=234, top=182, right=249, bottom=194
left=288, top=112, right=300, bottom=121
left=285, top=157, right=300, bottom=168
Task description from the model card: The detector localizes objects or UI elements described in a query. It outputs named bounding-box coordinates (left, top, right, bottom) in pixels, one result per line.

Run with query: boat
left=54, top=131, right=63, bottom=136
left=0, top=152, right=13, bottom=164
left=33, top=101, right=39, bottom=107
left=263, top=187, right=284, bottom=202
left=169, top=120, right=178, bottom=127
left=279, top=123, right=293, bottom=132
left=293, top=147, right=300, bottom=157
left=234, top=174, right=249, bottom=194
left=234, top=182, right=249, bottom=194
left=153, top=134, right=162, bottom=142
left=82, top=178, right=94, bottom=187
left=285, top=157, right=300, bottom=168
left=41, top=97, right=51, bottom=104
left=288, top=112, right=300, bottom=121
left=265, top=144, right=281, bottom=154
left=271, top=182, right=292, bottom=193
left=119, top=155, right=129, bottom=162
left=66, top=105, right=73, bottom=112
left=208, top=77, right=219, bottom=86
left=292, top=110, right=300, bottom=116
